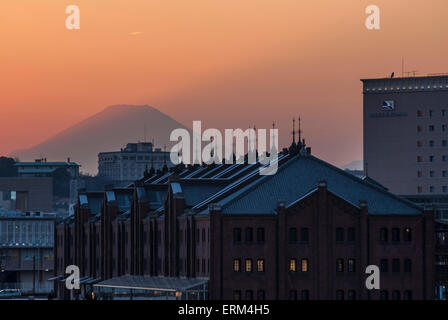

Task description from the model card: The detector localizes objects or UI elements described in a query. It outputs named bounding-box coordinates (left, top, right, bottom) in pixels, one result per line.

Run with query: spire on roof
left=292, top=118, right=296, bottom=145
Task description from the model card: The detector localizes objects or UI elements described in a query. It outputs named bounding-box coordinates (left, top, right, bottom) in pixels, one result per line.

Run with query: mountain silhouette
left=11, top=105, right=190, bottom=174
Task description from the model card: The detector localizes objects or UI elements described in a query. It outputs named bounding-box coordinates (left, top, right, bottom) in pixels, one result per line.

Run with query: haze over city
left=2, top=0, right=448, bottom=168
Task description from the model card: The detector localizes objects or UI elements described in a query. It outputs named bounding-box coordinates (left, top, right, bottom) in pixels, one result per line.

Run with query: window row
left=233, top=258, right=265, bottom=273
left=417, top=109, right=447, bottom=117
left=175, top=227, right=210, bottom=244
left=233, top=228, right=265, bottom=243
left=233, top=290, right=265, bottom=300
left=336, top=258, right=356, bottom=273
left=417, top=140, right=448, bottom=147
left=379, top=290, right=412, bottom=300
left=288, top=290, right=310, bottom=300
left=379, top=258, right=413, bottom=273
left=288, top=227, right=309, bottom=243
left=417, top=124, right=448, bottom=132
left=289, top=258, right=309, bottom=272
left=417, top=185, right=448, bottom=193
left=417, top=170, right=448, bottom=178
left=379, top=227, right=412, bottom=242
left=335, top=227, right=355, bottom=243
left=417, top=155, right=447, bottom=162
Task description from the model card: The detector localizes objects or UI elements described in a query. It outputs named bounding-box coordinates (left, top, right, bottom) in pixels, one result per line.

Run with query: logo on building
left=382, top=100, right=395, bottom=110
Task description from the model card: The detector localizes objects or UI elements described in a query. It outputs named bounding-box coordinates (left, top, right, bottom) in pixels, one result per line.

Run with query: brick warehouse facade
left=53, top=142, right=446, bottom=300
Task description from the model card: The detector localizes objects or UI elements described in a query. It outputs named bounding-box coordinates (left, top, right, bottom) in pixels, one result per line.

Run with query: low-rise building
left=98, top=142, right=173, bottom=182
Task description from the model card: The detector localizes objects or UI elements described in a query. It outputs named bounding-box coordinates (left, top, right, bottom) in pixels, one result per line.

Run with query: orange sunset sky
left=1, top=0, right=448, bottom=167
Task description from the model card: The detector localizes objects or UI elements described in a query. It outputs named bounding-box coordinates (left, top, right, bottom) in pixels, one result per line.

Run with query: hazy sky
left=1, top=0, right=448, bottom=166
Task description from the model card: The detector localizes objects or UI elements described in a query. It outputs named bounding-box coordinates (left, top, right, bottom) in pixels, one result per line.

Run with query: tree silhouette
left=0, top=157, right=18, bottom=177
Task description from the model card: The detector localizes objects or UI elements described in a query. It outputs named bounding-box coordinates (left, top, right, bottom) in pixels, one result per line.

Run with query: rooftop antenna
left=298, top=116, right=302, bottom=144
left=292, top=118, right=296, bottom=144
left=402, top=57, right=404, bottom=78
left=272, top=121, right=275, bottom=130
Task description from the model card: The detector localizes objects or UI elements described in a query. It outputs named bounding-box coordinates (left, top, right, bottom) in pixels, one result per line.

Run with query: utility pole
left=32, top=255, right=35, bottom=294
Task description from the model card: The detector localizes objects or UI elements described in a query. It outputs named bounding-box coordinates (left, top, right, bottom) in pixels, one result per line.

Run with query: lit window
left=257, top=259, right=264, bottom=272
left=417, top=186, right=422, bottom=193
left=417, top=171, right=422, bottom=178
left=301, top=258, right=309, bottom=272
left=417, top=141, right=422, bottom=147
left=245, top=259, right=252, bottom=272
left=417, top=125, right=422, bottom=132
left=417, top=156, right=422, bottom=162
left=233, top=259, right=240, bottom=272
left=290, top=258, right=297, bottom=272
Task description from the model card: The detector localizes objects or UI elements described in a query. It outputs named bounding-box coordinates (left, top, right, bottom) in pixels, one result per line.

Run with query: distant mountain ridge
left=341, top=160, right=363, bottom=171
left=11, top=105, right=190, bottom=174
